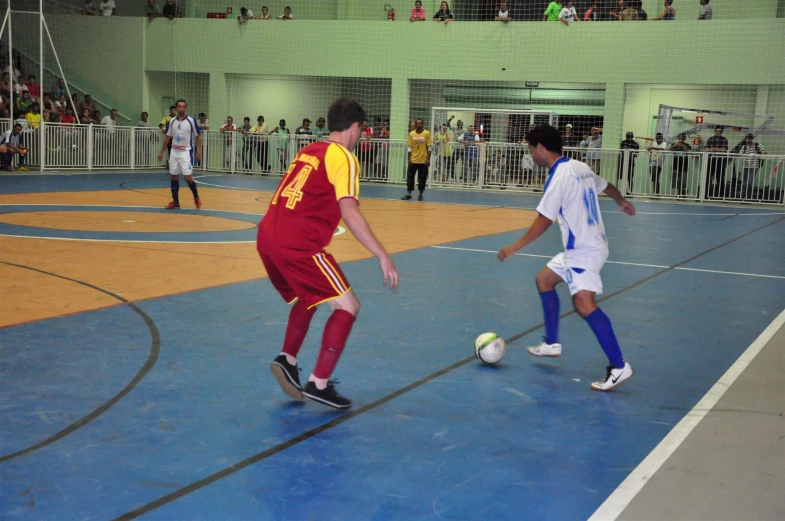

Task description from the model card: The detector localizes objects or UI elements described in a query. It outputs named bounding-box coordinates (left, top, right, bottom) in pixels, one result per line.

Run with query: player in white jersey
left=497, top=125, right=636, bottom=391
left=158, top=99, right=203, bottom=209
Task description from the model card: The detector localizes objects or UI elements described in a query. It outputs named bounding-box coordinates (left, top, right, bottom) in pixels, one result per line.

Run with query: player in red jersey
left=258, top=97, right=399, bottom=409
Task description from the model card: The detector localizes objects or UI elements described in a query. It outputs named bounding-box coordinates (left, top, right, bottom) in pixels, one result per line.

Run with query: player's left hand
left=619, top=200, right=636, bottom=216
left=497, top=245, right=517, bottom=262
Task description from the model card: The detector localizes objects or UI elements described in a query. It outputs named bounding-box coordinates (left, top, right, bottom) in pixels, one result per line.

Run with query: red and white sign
left=696, top=116, right=704, bottom=124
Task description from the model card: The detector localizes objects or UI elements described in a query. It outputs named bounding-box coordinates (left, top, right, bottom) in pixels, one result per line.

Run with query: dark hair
left=175, top=99, right=186, bottom=107
left=285, top=5, right=291, bottom=10
left=244, top=117, right=250, bottom=122
left=327, top=97, right=366, bottom=132
left=13, top=123, right=22, bottom=129
left=169, top=105, right=176, bottom=110
left=199, top=112, right=206, bottom=117
left=656, top=132, right=663, bottom=137
left=415, top=118, right=423, bottom=124
left=524, top=125, right=563, bottom=154
left=142, top=111, right=148, bottom=116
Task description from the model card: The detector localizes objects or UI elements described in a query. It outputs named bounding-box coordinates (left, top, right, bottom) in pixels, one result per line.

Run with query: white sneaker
left=527, top=341, right=562, bottom=358
left=590, top=362, right=634, bottom=391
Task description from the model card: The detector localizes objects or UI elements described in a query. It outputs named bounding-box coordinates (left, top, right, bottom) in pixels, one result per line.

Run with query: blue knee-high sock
left=171, top=179, right=180, bottom=204
left=187, top=181, right=199, bottom=198
left=539, top=290, right=560, bottom=345
left=584, top=309, right=625, bottom=368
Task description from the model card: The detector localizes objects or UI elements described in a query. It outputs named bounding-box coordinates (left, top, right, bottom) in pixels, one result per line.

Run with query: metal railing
left=4, top=125, right=783, bottom=206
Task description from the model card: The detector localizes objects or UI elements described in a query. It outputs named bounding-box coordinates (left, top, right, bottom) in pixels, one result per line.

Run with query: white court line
left=430, top=245, right=785, bottom=279
left=675, top=266, right=785, bottom=280
left=0, top=234, right=256, bottom=244
left=0, top=203, right=262, bottom=217
left=430, top=245, right=669, bottom=270
left=587, top=307, right=785, bottom=521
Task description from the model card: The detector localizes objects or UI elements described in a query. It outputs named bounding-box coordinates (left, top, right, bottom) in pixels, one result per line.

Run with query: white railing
left=4, top=124, right=783, bottom=206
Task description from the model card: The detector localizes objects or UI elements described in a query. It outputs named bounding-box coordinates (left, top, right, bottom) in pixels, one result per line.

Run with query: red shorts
left=259, top=251, right=351, bottom=309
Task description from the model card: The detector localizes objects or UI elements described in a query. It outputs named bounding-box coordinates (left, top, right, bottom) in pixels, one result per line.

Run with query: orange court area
left=0, top=187, right=536, bottom=327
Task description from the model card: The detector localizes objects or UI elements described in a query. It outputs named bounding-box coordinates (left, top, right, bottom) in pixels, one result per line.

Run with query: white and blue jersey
left=537, top=157, right=609, bottom=293
left=165, top=115, right=201, bottom=151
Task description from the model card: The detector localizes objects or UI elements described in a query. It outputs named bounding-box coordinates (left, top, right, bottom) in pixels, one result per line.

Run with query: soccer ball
left=474, top=333, right=506, bottom=364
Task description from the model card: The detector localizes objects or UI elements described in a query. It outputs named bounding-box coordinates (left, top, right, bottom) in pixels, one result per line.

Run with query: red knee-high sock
left=281, top=300, right=317, bottom=359
left=312, top=310, right=356, bottom=380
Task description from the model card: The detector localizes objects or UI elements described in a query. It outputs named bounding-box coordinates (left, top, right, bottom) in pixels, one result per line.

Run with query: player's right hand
left=379, top=255, right=399, bottom=289
left=619, top=200, right=636, bottom=216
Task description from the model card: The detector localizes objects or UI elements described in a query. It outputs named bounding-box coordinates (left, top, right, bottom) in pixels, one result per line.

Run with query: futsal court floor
left=0, top=172, right=783, bottom=521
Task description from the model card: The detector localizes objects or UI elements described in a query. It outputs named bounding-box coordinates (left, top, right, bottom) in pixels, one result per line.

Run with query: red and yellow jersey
left=258, top=140, right=360, bottom=256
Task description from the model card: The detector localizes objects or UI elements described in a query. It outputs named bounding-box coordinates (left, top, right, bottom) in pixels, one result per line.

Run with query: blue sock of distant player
left=187, top=180, right=199, bottom=198
left=584, top=309, right=625, bottom=368
left=171, top=179, right=180, bottom=205
left=539, top=290, right=560, bottom=344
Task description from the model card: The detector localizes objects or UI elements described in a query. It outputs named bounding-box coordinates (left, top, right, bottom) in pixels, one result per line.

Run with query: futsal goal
left=428, top=107, right=558, bottom=192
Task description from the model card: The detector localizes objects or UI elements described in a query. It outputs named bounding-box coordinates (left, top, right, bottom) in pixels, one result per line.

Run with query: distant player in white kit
left=497, top=125, right=636, bottom=391
left=158, top=99, right=203, bottom=209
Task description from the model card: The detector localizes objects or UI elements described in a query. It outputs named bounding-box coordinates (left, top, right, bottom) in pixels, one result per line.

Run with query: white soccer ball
left=474, top=333, right=506, bottom=364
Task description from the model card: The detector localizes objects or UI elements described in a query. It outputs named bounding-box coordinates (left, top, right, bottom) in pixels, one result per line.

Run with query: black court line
left=0, top=261, right=161, bottom=464
left=110, top=215, right=785, bottom=520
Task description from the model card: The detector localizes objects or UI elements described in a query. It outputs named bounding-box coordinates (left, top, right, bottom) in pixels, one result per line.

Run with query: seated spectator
left=52, top=78, right=67, bottom=100
left=619, top=0, right=640, bottom=20
left=257, top=6, right=270, bottom=19
left=25, top=103, right=42, bottom=130
left=652, top=0, right=675, bottom=20
left=698, top=0, right=712, bottom=19
left=101, top=108, right=119, bottom=127
left=278, top=6, right=293, bottom=19
left=409, top=0, right=425, bottom=21
left=162, top=0, right=178, bottom=19
left=92, top=110, right=101, bottom=124
left=495, top=0, right=512, bottom=21
left=80, top=94, right=96, bottom=115
left=26, top=74, right=41, bottom=101
left=0, top=124, right=28, bottom=172
left=584, top=1, right=598, bottom=20
left=137, top=111, right=151, bottom=127
left=238, top=6, right=253, bottom=24
left=433, top=2, right=453, bottom=23
left=4, top=63, right=21, bottom=82
left=61, top=107, right=76, bottom=125
left=42, top=94, right=55, bottom=120
left=145, top=0, right=160, bottom=20
left=83, top=0, right=97, bottom=15
left=16, top=91, right=34, bottom=114
left=80, top=108, right=92, bottom=124
left=71, top=93, right=80, bottom=111
left=559, top=0, right=579, bottom=24
left=55, top=94, right=68, bottom=114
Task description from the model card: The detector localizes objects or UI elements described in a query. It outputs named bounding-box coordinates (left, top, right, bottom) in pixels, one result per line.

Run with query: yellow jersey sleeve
left=325, top=143, right=360, bottom=201
left=407, top=131, right=414, bottom=147
left=425, top=131, right=433, bottom=147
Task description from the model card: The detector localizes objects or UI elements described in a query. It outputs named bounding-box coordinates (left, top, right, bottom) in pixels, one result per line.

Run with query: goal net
left=428, top=107, right=558, bottom=191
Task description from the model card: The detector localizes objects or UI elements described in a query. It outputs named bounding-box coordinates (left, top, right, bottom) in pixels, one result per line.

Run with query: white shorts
left=169, top=148, right=194, bottom=176
left=547, top=252, right=605, bottom=296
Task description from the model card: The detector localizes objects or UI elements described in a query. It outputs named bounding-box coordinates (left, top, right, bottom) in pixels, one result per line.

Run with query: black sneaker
left=417, top=194, right=424, bottom=201
left=270, top=355, right=304, bottom=400
left=401, top=193, right=412, bottom=200
left=303, top=380, right=352, bottom=409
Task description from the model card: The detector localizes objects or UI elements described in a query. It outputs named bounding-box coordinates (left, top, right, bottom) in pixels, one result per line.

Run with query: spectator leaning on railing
left=99, top=0, right=115, bottom=16
left=162, top=0, right=179, bottom=20
left=409, top=0, right=425, bottom=21
left=698, top=0, right=712, bottom=19
left=83, top=0, right=97, bottom=15
left=278, top=6, right=293, bottom=20
left=495, top=0, right=512, bottom=22
left=433, top=2, right=453, bottom=23
left=145, top=0, right=160, bottom=20
left=544, top=0, right=563, bottom=21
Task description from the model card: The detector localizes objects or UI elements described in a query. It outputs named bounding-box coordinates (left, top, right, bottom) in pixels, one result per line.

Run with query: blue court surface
left=1, top=173, right=784, bottom=520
